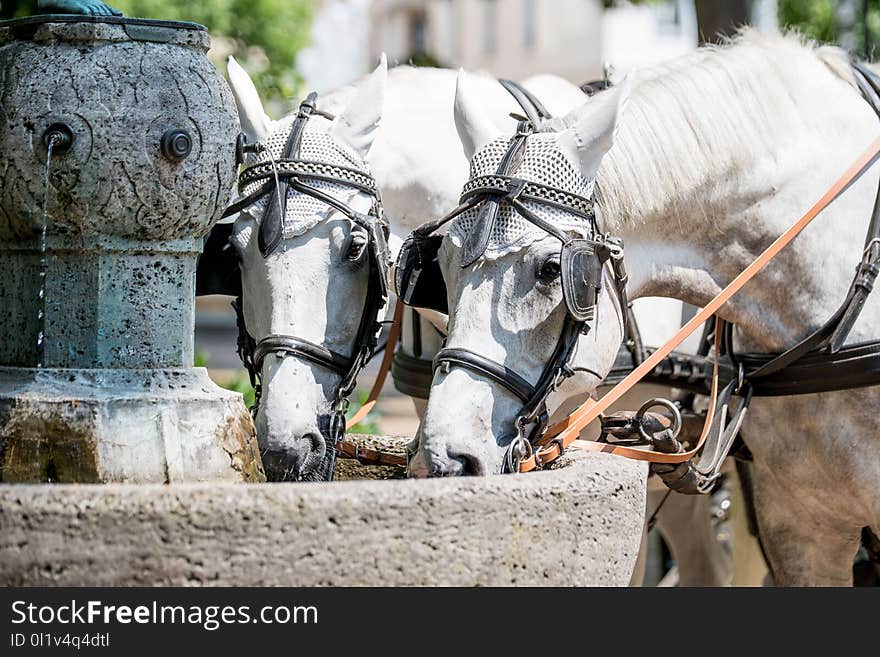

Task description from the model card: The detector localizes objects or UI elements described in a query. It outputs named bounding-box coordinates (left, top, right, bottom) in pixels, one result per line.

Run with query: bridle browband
left=226, top=92, right=390, bottom=474
left=395, top=116, right=628, bottom=472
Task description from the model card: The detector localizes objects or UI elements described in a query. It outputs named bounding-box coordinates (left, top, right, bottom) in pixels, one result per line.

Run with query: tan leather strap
left=346, top=300, right=404, bottom=430
left=520, top=134, right=880, bottom=472
left=335, top=439, right=408, bottom=467
left=519, top=320, right=722, bottom=471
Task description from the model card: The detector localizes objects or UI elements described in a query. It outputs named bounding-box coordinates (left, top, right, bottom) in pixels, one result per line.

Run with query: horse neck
left=603, top=40, right=880, bottom=352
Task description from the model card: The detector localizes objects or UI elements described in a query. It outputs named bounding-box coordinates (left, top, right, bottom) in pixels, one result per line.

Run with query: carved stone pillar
left=0, top=16, right=263, bottom=483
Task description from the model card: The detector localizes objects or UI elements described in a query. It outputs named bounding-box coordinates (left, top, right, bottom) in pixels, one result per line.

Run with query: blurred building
left=604, top=0, right=777, bottom=77
left=298, top=0, right=372, bottom=93
left=603, top=0, right=696, bottom=77
left=368, top=0, right=604, bottom=83
left=299, top=0, right=780, bottom=89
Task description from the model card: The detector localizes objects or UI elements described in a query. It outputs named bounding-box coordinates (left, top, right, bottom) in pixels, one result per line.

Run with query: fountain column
left=0, top=16, right=263, bottom=483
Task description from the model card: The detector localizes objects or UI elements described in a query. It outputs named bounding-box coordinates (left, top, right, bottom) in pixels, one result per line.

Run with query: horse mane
left=595, top=29, right=858, bottom=228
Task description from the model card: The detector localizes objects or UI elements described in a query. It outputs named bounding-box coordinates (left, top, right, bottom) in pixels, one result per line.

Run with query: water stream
left=37, top=137, right=59, bottom=368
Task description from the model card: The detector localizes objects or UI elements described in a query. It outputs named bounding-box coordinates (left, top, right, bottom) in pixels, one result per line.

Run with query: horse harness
left=198, top=64, right=880, bottom=484
left=196, top=81, right=565, bottom=472
left=394, top=96, right=631, bottom=473
left=212, top=93, right=392, bottom=472
left=394, top=61, right=880, bottom=486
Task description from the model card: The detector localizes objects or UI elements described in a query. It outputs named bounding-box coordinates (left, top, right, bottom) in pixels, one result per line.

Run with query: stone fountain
left=0, top=15, right=263, bottom=483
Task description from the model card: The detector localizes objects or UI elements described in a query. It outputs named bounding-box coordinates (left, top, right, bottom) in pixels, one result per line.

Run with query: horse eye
left=538, top=256, right=561, bottom=282
left=347, top=231, right=368, bottom=261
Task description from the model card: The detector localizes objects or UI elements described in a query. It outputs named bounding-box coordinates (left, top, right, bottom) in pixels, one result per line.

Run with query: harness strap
left=499, top=78, right=552, bottom=127
left=519, top=134, right=880, bottom=472
left=253, top=335, right=352, bottom=376
left=735, top=340, right=880, bottom=395
left=259, top=92, right=316, bottom=255
left=344, top=300, right=404, bottom=430
left=461, top=175, right=596, bottom=220
left=433, top=347, right=536, bottom=404
left=460, top=119, right=533, bottom=267
left=239, top=160, right=378, bottom=194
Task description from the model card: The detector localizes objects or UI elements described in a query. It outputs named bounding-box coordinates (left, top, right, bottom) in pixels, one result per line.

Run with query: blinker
left=560, top=239, right=603, bottom=323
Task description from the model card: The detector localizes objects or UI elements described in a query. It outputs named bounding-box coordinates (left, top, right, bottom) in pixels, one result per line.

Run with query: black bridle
left=226, top=93, right=391, bottom=463
left=395, top=117, right=629, bottom=472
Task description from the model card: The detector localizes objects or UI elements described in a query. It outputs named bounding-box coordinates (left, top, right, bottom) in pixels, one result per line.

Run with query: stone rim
left=0, top=448, right=648, bottom=586
left=0, top=15, right=207, bottom=34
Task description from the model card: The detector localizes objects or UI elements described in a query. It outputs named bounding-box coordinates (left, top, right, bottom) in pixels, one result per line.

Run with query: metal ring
left=504, top=436, right=533, bottom=474
left=635, top=398, right=682, bottom=444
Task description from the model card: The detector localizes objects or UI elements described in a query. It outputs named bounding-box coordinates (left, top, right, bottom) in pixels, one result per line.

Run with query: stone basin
left=0, top=441, right=648, bottom=586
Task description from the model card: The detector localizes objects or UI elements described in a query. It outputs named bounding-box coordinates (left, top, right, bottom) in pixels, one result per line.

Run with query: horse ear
left=227, top=56, right=272, bottom=143
left=454, top=69, right=502, bottom=160
left=556, top=85, right=624, bottom=180
left=330, top=54, right=387, bottom=159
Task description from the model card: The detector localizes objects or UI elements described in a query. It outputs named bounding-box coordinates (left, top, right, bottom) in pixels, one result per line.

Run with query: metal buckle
left=510, top=114, right=533, bottom=135
left=697, top=472, right=722, bottom=495
left=550, top=366, right=572, bottom=392
left=635, top=398, right=682, bottom=444
left=298, top=92, right=317, bottom=117
left=735, top=363, right=745, bottom=395
left=328, top=398, right=350, bottom=448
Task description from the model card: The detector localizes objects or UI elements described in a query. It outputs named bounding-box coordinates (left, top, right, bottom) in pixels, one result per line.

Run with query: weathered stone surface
left=0, top=449, right=648, bottom=586
left=0, top=17, right=258, bottom=483
left=0, top=368, right=264, bottom=483
left=0, top=18, right=238, bottom=368
left=0, top=18, right=235, bottom=242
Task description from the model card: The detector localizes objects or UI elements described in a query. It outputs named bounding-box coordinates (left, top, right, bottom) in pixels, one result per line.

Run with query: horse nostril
left=425, top=449, right=484, bottom=477
left=450, top=452, right=484, bottom=477
left=259, top=431, right=328, bottom=482
left=303, top=431, right=326, bottom=458
left=429, top=460, right=462, bottom=478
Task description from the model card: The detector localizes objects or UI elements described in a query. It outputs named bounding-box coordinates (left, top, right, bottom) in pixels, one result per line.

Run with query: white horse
left=418, top=30, right=880, bottom=586
left=226, top=58, right=732, bottom=585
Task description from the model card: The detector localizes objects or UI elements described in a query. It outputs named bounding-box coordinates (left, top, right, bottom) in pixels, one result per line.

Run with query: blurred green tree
left=1, top=0, right=313, bottom=112
left=114, top=1, right=314, bottom=111
left=779, top=0, right=845, bottom=44
left=778, top=0, right=880, bottom=58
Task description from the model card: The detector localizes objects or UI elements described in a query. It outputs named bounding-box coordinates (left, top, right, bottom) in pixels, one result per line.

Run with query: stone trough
left=0, top=443, right=647, bottom=586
